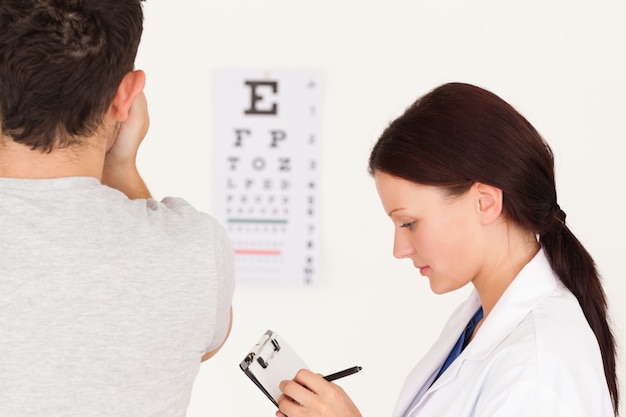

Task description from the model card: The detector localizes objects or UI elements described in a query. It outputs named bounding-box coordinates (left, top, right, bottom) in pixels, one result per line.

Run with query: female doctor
left=276, top=82, right=619, bottom=417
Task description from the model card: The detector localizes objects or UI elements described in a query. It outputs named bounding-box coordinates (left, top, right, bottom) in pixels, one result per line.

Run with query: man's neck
left=0, top=137, right=105, bottom=180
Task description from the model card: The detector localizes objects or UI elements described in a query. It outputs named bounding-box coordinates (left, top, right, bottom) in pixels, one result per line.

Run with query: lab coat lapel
left=391, top=292, right=481, bottom=417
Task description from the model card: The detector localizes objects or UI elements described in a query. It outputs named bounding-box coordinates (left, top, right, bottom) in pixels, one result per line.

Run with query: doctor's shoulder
left=475, top=288, right=613, bottom=416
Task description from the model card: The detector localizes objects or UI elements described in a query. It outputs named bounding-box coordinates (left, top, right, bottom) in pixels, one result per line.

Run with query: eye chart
left=211, top=69, right=323, bottom=286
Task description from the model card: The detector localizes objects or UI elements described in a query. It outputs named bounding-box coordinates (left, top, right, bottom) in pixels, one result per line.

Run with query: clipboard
left=239, top=329, right=308, bottom=407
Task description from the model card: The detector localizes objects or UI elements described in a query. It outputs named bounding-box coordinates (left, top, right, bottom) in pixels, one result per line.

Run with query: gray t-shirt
left=0, top=176, right=235, bottom=417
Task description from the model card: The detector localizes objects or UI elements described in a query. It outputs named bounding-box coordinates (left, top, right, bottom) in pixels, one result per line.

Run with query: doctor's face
left=374, top=171, right=485, bottom=294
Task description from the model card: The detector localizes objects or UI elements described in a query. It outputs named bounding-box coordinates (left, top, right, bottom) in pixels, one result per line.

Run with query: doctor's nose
left=393, top=233, right=415, bottom=259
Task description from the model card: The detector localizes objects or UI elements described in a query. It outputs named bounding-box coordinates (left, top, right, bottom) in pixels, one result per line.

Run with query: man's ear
left=109, top=70, right=146, bottom=122
left=474, top=182, right=503, bottom=225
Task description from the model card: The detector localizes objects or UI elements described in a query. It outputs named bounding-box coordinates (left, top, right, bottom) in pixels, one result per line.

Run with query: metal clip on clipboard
left=240, top=330, right=309, bottom=407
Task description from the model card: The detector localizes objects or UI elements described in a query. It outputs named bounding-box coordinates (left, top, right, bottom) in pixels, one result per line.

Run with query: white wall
left=135, top=1, right=626, bottom=415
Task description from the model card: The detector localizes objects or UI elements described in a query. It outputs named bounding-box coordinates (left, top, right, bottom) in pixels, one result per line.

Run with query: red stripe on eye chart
left=235, top=249, right=282, bottom=256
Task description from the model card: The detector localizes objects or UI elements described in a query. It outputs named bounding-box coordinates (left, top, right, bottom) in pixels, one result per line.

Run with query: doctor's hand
left=276, top=369, right=362, bottom=417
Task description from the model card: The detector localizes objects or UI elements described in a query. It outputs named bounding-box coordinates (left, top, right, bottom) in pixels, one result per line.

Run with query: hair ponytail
left=540, top=209, right=619, bottom=413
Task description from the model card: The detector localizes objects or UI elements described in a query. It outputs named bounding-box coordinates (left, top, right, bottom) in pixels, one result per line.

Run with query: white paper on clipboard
left=239, top=330, right=308, bottom=406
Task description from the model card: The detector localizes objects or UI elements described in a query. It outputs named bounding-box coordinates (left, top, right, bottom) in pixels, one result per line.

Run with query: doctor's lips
left=417, top=266, right=430, bottom=276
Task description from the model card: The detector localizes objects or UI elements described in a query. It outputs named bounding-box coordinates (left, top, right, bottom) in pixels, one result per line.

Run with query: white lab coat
left=392, top=249, right=614, bottom=417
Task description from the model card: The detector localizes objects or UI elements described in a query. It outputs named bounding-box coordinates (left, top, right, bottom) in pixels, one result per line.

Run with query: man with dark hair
left=0, top=1, right=235, bottom=416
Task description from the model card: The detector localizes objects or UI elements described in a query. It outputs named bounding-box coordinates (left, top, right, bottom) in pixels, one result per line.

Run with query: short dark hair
left=369, top=82, right=619, bottom=414
left=0, top=0, right=145, bottom=151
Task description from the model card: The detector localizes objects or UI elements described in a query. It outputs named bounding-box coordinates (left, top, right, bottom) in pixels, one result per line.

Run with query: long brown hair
left=369, top=82, right=618, bottom=413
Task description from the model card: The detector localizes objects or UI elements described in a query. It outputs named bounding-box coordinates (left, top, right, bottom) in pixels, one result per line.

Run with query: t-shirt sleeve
left=204, top=216, right=235, bottom=352
left=154, top=196, right=236, bottom=353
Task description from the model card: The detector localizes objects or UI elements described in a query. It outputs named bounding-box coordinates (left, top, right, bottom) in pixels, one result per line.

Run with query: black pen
left=323, top=366, right=362, bottom=382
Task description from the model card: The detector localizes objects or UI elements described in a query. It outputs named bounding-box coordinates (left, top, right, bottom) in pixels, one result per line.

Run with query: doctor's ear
left=474, top=183, right=503, bottom=225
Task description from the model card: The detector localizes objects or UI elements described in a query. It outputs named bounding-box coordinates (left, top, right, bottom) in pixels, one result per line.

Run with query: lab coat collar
left=392, top=249, right=559, bottom=417
left=460, top=248, right=558, bottom=361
